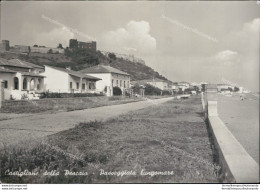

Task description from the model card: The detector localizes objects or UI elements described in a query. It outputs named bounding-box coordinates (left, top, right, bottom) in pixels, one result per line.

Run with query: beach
left=218, top=93, right=259, bottom=164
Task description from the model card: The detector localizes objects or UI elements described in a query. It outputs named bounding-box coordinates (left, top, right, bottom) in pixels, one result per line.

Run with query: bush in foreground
left=0, top=121, right=106, bottom=184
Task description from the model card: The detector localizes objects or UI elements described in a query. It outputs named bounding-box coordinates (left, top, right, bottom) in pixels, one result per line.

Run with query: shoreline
left=217, top=93, right=259, bottom=164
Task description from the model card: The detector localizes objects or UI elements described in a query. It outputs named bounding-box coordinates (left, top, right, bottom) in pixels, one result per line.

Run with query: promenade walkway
left=0, top=97, right=173, bottom=148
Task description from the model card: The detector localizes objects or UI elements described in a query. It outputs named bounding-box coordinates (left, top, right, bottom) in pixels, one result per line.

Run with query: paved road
left=218, top=93, right=259, bottom=164
left=0, top=97, right=173, bottom=148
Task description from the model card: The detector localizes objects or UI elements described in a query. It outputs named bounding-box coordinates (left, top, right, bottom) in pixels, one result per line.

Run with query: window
left=127, top=81, right=130, bottom=88
left=120, top=80, right=122, bottom=87
left=112, top=79, right=114, bottom=87
left=23, top=78, right=27, bottom=90
left=4, top=81, right=8, bottom=89
left=76, top=82, right=79, bottom=89
left=14, top=77, right=19, bottom=90
left=116, top=80, right=118, bottom=86
left=70, top=82, right=73, bottom=89
left=82, top=83, right=85, bottom=90
left=124, top=81, right=126, bottom=88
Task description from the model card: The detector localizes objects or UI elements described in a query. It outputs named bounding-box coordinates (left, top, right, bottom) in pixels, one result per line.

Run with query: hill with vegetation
left=0, top=48, right=169, bottom=81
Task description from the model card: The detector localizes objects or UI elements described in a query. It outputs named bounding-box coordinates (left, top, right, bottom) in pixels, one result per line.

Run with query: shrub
left=234, top=86, right=239, bottom=92
left=228, top=87, right=233, bottom=92
left=125, top=90, right=130, bottom=97
left=40, top=92, right=103, bottom=99
left=132, top=83, right=141, bottom=94
left=21, top=93, right=28, bottom=100
left=184, top=88, right=192, bottom=94
left=162, top=90, right=170, bottom=96
left=131, top=83, right=164, bottom=96
left=113, top=86, right=122, bottom=96
left=47, top=49, right=53, bottom=54
left=177, top=89, right=184, bottom=94
left=144, top=84, right=161, bottom=96
left=108, top=96, right=122, bottom=101
left=108, top=53, right=116, bottom=60
left=64, top=48, right=99, bottom=66
left=75, top=121, right=103, bottom=130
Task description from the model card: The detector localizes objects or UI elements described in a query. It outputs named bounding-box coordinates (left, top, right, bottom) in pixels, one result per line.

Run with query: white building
left=217, top=84, right=234, bottom=92
left=169, top=83, right=178, bottom=91
left=176, top=85, right=187, bottom=91
left=147, top=79, right=169, bottom=90
left=174, top=81, right=190, bottom=91
left=0, top=58, right=45, bottom=100
left=133, top=78, right=169, bottom=90
left=178, top=81, right=190, bottom=88
left=190, top=82, right=200, bottom=88
left=41, top=65, right=101, bottom=93
left=80, top=65, right=131, bottom=96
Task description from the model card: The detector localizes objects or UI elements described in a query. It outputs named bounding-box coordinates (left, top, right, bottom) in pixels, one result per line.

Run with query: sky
left=1, top=1, right=259, bottom=92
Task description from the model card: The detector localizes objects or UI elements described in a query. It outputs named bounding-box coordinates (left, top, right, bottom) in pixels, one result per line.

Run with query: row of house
left=0, top=58, right=131, bottom=100
left=2, top=57, right=236, bottom=100
left=131, top=78, right=169, bottom=90
left=131, top=79, right=227, bottom=95
left=131, top=79, right=193, bottom=92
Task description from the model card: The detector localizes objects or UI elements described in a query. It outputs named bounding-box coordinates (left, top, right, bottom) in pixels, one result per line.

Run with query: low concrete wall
left=205, top=95, right=259, bottom=183
left=201, top=92, right=205, bottom=111
left=0, top=81, right=4, bottom=108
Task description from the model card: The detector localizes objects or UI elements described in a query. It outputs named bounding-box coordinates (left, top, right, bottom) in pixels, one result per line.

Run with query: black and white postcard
left=0, top=1, right=259, bottom=189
